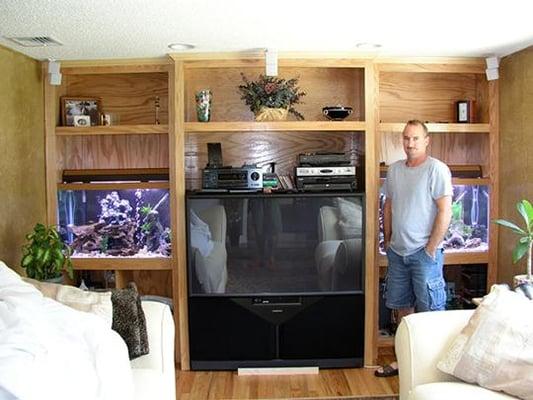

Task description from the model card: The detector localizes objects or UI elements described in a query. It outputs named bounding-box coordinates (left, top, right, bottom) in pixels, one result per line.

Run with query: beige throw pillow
left=23, top=278, right=113, bottom=327
left=437, top=285, right=533, bottom=400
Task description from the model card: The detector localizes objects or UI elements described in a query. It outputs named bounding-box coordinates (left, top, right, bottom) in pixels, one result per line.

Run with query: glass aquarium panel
left=57, top=188, right=171, bottom=257
left=378, top=183, right=489, bottom=254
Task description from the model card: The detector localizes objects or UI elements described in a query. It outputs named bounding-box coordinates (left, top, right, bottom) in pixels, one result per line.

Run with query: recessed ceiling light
left=355, top=42, right=382, bottom=50
left=168, top=43, right=195, bottom=50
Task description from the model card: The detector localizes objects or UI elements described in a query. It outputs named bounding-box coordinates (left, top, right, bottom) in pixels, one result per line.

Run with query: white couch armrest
left=131, top=300, right=175, bottom=381
left=396, top=310, right=473, bottom=400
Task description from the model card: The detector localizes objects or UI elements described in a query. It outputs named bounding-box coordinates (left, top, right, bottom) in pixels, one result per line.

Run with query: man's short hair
left=405, top=120, right=429, bottom=136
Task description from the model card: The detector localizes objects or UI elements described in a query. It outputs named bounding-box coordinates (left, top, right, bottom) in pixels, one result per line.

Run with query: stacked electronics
left=295, top=152, right=357, bottom=192
left=201, top=143, right=263, bottom=191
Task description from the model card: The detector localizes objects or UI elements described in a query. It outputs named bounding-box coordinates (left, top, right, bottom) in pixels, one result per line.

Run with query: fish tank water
left=378, top=183, right=489, bottom=254
left=57, top=188, right=171, bottom=257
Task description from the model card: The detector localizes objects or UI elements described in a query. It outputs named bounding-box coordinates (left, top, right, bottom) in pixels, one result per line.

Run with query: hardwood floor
left=176, top=350, right=399, bottom=399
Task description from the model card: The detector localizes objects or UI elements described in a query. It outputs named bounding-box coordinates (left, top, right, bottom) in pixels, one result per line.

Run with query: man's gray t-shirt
left=383, top=156, right=452, bottom=256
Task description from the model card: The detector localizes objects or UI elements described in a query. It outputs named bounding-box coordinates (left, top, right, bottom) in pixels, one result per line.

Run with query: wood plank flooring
left=176, top=350, right=398, bottom=400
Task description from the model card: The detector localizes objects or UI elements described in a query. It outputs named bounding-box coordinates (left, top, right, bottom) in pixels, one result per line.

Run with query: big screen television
left=187, top=192, right=365, bottom=295
left=186, top=191, right=365, bottom=369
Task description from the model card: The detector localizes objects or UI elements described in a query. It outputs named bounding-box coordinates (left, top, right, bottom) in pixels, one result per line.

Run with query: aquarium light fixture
left=62, top=168, right=170, bottom=183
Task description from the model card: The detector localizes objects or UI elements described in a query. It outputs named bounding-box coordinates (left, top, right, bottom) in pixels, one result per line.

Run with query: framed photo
left=456, top=100, right=476, bottom=123
left=61, top=97, right=101, bottom=126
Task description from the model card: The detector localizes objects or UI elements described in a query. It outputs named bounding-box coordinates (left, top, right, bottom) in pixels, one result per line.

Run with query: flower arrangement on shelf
left=238, top=74, right=306, bottom=121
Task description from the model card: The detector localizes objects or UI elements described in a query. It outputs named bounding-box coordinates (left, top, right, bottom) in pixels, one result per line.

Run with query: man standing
left=375, top=120, right=452, bottom=377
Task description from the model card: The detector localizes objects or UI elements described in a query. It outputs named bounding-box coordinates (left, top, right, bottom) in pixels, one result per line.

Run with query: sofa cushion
left=410, top=382, right=517, bottom=400
left=437, top=285, right=533, bottom=400
left=23, top=277, right=113, bottom=327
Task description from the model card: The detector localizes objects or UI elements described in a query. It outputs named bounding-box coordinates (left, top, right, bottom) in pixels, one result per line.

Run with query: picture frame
left=456, top=100, right=476, bottom=123
left=61, top=97, right=101, bottom=126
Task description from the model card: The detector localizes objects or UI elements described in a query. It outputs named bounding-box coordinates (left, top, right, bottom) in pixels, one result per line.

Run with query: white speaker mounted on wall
left=485, top=56, right=499, bottom=81
left=48, top=60, right=62, bottom=85
left=265, top=48, right=278, bottom=77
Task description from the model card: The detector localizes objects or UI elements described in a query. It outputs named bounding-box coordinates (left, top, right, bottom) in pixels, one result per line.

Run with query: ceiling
left=1, top=0, right=532, bottom=61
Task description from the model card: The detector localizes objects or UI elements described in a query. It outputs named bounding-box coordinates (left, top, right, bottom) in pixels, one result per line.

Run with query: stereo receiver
left=202, top=167, right=263, bottom=190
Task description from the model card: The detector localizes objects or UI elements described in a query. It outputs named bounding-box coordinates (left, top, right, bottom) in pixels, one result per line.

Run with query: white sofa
left=133, top=300, right=176, bottom=400
left=396, top=310, right=517, bottom=400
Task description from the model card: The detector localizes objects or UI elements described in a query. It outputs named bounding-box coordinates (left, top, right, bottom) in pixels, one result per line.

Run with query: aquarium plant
left=493, top=199, right=533, bottom=282
left=21, top=223, right=73, bottom=281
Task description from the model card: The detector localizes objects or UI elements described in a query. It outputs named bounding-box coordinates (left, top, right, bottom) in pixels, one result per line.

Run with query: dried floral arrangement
left=238, top=74, right=306, bottom=120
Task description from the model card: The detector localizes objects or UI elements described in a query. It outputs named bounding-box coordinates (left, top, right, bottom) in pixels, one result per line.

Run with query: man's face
left=402, top=124, right=429, bottom=160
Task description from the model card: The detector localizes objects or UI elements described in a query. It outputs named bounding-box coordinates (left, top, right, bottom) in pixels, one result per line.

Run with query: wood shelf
left=55, top=124, right=168, bottom=136
left=378, top=251, right=489, bottom=267
left=452, top=178, right=490, bottom=185
left=71, top=257, right=171, bottom=270
left=185, top=121, right=367, bottom=133
left=58, top=182, right=170, bottom=190
left=379, top=122, right=489, bottom=133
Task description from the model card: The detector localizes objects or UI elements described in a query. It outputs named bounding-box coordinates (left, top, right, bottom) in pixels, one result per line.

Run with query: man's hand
left=425, top=245, right=437, bottom=260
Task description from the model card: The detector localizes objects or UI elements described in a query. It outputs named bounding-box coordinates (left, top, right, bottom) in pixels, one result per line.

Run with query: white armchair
left=131, top=300, right=176, bottom=400
left=396, top=310, right=516, bottom=400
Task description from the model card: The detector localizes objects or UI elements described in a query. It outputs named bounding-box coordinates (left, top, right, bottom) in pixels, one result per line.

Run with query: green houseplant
left=21, top=223, right=73, bottom=281
left=238, top=73, right=306, bottom=121
left=493, top=199, right=533, bottom=284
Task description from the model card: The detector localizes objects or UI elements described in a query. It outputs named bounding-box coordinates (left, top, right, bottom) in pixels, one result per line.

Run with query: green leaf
left=492, top=219, right=526, bottom=235
left=517, top=201, right=531, bottom=231
left=522, top=199, right=533, bottom=226
left=21, top=254, right=33, bottom=268
left=512, top=241, right=529, bottom=263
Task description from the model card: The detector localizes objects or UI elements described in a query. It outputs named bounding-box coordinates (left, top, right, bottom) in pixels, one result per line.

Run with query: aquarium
left=57, top=188, right=171, bottom=257
left=378, top=183, right=489, bottom=254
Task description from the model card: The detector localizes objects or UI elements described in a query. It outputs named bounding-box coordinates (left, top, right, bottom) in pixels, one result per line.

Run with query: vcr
left=295, top=166, right=357, bottom=192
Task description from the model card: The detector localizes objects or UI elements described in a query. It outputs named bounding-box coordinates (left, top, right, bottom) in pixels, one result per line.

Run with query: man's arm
left=384, top=197, right=392, bottom=249
left=425, top=195, right=452, bottom=257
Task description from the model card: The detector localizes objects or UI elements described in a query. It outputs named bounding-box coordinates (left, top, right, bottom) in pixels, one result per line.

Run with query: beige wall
left=498, top=46, right=533, bottom=284
left=0, top=45, right=45, bottom=273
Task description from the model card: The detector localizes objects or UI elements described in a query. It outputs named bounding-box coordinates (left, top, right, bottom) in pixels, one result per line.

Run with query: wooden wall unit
left=375, top=60, right=499, bottom=347
left=43, top=53, right=499, bottom=370
left=42, top=59, right=181, bottom=359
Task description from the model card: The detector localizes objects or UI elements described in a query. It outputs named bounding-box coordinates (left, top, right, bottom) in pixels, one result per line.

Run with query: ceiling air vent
left=6, top=36, right=63, bottom=47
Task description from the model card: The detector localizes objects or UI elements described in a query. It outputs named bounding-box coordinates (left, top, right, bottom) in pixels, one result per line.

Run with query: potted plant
left=493, top=199, right=533, bottom=285
left=238, top=73, right=306, bottom=121
left=21, top=223, right=73, bottom=282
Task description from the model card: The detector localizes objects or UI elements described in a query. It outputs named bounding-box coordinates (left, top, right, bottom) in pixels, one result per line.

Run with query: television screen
left=186, top=192, right=365, bottom=296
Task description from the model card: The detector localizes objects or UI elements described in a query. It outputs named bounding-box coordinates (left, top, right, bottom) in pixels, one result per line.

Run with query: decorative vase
left=254, top=107, right=288, bottom=122
left=195, top=89, right=212, bottom=122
